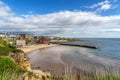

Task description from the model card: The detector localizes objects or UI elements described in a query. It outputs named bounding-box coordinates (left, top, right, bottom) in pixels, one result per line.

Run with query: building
left=16, top=34, right=34, bottom=40
left=37, top=36, right=50, bottom=44
left=0, top=33, right=5, bottom=38
left=0, top=32, right=16, bottom=38
left=15, top=34, right=35, bottom=47
left=16, top=39, right=27, bottom=48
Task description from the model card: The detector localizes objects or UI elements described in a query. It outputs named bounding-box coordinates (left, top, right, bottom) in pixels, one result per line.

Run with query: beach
left=21, top=44, right=58, bottom=53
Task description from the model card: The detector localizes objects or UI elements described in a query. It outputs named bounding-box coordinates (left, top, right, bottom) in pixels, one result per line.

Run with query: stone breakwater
left=57, top=43, right=98, bottom=49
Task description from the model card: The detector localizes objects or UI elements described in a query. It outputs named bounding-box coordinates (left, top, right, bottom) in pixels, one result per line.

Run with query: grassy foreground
left=0, top=56, right=24, bottom=80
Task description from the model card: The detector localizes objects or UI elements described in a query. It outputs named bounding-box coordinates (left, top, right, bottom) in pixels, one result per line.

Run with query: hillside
left=0, top=38, right=17, bottom=56
left=0, top=38, right=52, bottom=80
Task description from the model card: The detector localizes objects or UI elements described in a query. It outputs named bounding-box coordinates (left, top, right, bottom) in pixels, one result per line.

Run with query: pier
left=58, top=43, right=98, bottom=49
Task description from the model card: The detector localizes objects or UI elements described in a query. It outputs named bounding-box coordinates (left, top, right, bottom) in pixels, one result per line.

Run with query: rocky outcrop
left=9, top=50, right=51, bottom=80
left=9, top=51, right=31, bottom=70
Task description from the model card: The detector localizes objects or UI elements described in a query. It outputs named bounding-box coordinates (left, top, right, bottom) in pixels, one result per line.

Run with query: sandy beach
left=21, top=44, right=57, bottom=53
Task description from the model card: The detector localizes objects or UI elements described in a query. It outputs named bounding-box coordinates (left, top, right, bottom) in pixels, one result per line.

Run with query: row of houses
left=0, top=32, right=78, bottom=48
left=0, top=33, right=52, bottom=48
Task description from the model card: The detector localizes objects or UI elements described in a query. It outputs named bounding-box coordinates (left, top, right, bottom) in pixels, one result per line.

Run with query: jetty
left=58, top=43, right=98, bottom=49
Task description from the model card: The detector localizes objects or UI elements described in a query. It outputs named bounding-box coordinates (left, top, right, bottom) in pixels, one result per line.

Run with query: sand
left=20, top=44, right=58, bottom=53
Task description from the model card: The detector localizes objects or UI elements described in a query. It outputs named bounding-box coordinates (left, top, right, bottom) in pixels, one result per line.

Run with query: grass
left=0, top=38, right=24, bottom=80
left=0, top=38, right=17, bottom=56
left=48, top=63, right=120, bottom=80
left=0, top=56, right=25, bottom=80
left=0, top=38, right=23, bottom=56
left=0, top=56, right=24, bottom=73
left=0, top=70, right=22, bottom=80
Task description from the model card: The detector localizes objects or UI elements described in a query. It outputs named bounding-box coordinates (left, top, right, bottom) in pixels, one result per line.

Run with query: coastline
left=20, top=44, right=58, bottom=53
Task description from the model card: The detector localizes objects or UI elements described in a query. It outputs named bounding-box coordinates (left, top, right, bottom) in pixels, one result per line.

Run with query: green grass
left=0, top=56, right=24, bottom=73
left=0, top=70, right=22, bottom=80
left=0, top=56, right=25, bottom=80
left=0, top=38, right=23, bottom=56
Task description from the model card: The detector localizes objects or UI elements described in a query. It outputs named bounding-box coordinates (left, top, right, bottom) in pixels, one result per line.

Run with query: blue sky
left=0, top=0, right=120, bottom=37
left=2, top=0, right=99, bottom=14
left=2, top=0, right=120, bottom=15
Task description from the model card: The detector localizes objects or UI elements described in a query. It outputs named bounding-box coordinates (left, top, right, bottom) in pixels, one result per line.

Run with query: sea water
left=63, top=38, right=120, bottom=61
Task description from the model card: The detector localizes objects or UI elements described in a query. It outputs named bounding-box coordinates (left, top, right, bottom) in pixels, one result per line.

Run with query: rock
left=9, top=51, right=31, bottom=70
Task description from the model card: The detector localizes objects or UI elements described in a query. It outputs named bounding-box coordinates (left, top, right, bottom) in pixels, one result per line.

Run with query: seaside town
left=0, top=32, right=79, bottom=48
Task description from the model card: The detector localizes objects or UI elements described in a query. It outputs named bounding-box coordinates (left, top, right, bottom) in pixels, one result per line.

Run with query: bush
left=8, top=44, right=16, bottom=50
left=12, top=49, right=24, bottom=53
left=0, top=46, right=11, bottom=56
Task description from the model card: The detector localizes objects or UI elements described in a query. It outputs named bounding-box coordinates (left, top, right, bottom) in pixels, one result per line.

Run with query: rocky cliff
left=9, top=50, right=51, bottom=80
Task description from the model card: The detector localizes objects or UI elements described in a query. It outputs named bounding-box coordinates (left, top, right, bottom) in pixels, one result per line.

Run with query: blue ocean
left=62, top=38, right=120, bottom=61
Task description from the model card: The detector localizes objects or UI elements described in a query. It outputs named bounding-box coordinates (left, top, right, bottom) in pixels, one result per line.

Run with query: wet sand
left=28, top=45, right=120, bottom=76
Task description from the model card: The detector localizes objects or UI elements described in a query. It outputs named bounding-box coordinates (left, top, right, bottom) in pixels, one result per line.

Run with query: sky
left=0, top=0, right=120, bottom=38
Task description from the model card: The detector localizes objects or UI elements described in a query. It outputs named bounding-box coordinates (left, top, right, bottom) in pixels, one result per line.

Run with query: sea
left=61, top=38, right=120, bottom=61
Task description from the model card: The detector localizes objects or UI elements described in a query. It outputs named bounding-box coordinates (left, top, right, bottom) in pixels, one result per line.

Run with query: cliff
left=0, top=38, right=51, bottom=80
left=9, top=49, right=51, bottom=80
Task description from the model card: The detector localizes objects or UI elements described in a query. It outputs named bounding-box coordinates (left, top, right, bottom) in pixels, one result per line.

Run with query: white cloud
left=0, top=1, right=14, bottom=17
left=89, top=0, right=114, bottom=12
left=104, top=28, right=120, bottom=32
left=0, top=1, right=120, bottom=37
left=99, top=3, right=111, bottom=10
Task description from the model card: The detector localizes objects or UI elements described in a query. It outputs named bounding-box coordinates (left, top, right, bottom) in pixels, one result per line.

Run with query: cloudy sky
left=0, top=0, right=120, bottom=37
